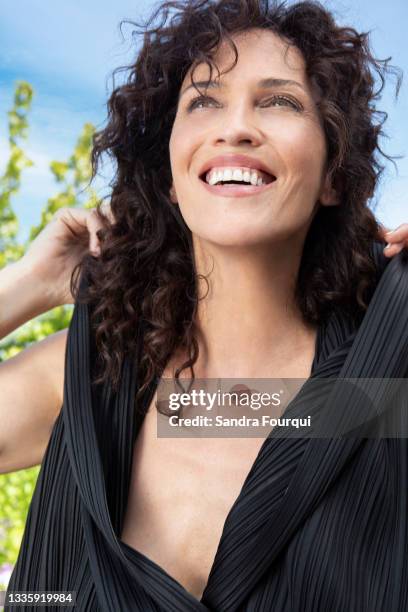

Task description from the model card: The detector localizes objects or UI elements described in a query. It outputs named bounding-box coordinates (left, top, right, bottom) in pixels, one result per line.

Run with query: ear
left=319, top=173, right=339, bottom=207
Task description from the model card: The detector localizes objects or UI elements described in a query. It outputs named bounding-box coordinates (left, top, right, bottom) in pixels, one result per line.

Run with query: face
left=169, top=28, right=336, bottom=249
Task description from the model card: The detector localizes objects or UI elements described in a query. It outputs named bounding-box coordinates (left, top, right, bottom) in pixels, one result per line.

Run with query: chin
left=191, top=224, right=279, bottom=248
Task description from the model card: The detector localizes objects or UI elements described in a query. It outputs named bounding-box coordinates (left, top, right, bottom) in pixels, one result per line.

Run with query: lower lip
left=200, top=178, right=277, bottom=198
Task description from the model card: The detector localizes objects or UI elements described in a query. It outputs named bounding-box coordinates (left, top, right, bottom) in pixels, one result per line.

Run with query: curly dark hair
left=71, top=0, right=400, bottom=406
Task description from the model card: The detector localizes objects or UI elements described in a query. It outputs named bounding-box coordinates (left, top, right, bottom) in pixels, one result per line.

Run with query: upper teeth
left=205, top=167, right=269, bottom=186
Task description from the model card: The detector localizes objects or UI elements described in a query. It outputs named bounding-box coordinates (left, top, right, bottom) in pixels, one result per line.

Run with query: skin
left=1, top=24, right=408, bottom=603
left=119, top=31, right=408, bottom=598
left=1, top=31, right=408, bottom=474
left=168, top=27, right=340, bottom=378
left=379, top=225, right=408, bottom=257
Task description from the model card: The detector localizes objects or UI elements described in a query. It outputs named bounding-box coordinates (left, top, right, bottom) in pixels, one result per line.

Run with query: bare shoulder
left=4, top=328, right=68, bottom=404
left=0, top=328, right=69, bottom=473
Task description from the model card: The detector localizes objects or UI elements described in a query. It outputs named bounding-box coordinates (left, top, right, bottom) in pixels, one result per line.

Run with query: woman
left=1, top=0, right=408, bottom=610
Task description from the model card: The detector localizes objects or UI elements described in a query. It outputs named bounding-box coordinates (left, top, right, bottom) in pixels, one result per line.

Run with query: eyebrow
left=179, top=77, right=306, bottom=99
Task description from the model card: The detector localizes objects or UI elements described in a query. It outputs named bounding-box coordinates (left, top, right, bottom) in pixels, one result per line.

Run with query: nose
left=212, top=104, right=263, bottom=147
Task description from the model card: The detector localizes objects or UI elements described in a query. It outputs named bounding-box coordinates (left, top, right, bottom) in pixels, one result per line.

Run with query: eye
left=186, top=94, right=217, bottom=112
left=262, top=95, right=302, bottom=112
left=186, top=93, right=303, bottom=113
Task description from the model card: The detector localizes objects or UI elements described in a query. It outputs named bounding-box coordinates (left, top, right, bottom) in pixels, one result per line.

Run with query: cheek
left=169, top=121, right=196, bottom=178
left=273, top=121, right=327, bottom=180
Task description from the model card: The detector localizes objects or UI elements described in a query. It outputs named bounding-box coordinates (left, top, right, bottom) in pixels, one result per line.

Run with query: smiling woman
left=4, top=0, right=408, bottom=611
left=169, top=29, right=335, bottom=248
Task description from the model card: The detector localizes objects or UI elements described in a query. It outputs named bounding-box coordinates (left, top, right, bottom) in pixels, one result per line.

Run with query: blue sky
left=0, top=0, right=407, bottom=241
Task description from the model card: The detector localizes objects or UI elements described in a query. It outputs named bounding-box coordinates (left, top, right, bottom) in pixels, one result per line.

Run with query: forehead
left=181, top=28, right=308, bottom=89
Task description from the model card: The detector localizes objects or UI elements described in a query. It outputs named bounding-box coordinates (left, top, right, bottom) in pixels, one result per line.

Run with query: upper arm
left=0, top=328, right=68, bottom=473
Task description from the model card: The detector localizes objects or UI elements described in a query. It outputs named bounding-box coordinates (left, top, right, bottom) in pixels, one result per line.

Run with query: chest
left=120, top=390, right=265, bottom=600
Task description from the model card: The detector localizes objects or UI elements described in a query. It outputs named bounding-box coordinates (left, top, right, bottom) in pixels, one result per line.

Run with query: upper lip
left=198, top=153, right=276, bottom=181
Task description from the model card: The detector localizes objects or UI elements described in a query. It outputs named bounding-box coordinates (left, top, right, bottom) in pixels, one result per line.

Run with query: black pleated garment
left=5, top=242, right=408, bottom=611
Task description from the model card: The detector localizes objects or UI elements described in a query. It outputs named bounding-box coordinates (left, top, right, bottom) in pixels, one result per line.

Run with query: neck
left=186, top=236, right=317, bottom=379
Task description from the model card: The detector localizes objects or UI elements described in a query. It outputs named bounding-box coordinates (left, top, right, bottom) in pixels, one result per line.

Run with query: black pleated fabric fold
left=5, top=242, right=408, bottom=611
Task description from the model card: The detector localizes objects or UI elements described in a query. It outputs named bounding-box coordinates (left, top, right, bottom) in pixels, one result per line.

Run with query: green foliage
left=0, top=82, right=33, bottom=267
left=0, top=81, right=98, bottom=574
left=0, top=468, right=40, bottom=568
left=29, top=121, right=98, bottom=243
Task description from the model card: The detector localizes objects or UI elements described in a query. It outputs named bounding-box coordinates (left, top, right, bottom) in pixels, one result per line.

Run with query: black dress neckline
left=119, top=318, right=324, bottom=605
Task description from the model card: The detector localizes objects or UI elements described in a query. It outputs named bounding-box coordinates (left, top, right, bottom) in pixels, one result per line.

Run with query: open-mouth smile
left=198, top=172, right=277, bottom=198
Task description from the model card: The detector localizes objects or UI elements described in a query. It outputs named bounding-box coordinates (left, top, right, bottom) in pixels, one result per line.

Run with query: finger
left=54, top=206, right=108, bottom=256
left=384, top=223, right=408, bottom=244
left=377, top=223, right=391, bottom=239
left=53, top=208, right=103, bottom=257
left=383, top=240, right=405, bottom=257
left=70, top=208, right=109, bottom=256
left=86, top=209, right=106, bottom=255
left=99, top=200, right=115, bottom=225
left=55, top=208, right=92, bottom=241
